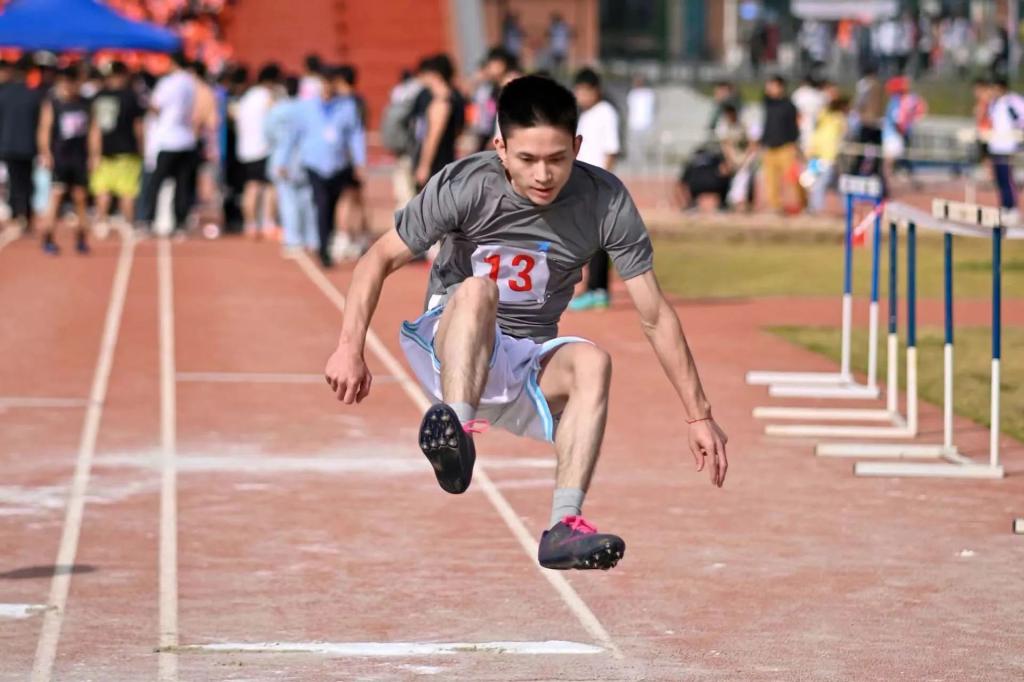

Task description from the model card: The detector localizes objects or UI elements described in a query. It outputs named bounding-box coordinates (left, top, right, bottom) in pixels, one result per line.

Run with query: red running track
left=1, top=233, right=1022, bottom=680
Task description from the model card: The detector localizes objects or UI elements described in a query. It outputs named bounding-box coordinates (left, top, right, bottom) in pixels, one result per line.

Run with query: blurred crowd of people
left=0, top=44, right=526, bottom=268
left=674, top=64, right=1024, bottom=221
left=750, top=10, right=1012, bottom=82
left=4, top=0, right=1022, bottom=271
left=0, top=50, right=375, bottom=266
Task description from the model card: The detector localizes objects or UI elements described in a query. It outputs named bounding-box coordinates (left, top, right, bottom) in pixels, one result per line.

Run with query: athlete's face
left=495, top=125, right=581, bottom=206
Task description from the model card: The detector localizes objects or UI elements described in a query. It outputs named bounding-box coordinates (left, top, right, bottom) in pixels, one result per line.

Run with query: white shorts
left=398, top=306, right=590, bottom=442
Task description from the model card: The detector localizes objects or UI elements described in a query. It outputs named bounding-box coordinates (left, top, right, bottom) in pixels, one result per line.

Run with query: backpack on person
left=380, top=91, right=419, bottom=156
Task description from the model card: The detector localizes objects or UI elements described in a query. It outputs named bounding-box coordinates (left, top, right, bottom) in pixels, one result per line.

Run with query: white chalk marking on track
left=170, top=640, right=604, bottom=656
left=176, top=371, right=397, bottom=384
left=0, top=397, right=90, bottom=409
left=31, top=235, right=136, bottom=682
left=157, top=239, right=179, bottom=681
left=294, top=253, right=623, bottom=660
left=0, top=604, right=47, bottom=619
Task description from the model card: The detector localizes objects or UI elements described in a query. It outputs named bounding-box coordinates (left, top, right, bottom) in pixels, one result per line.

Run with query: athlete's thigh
left=433, top=280, right=498, bottom=354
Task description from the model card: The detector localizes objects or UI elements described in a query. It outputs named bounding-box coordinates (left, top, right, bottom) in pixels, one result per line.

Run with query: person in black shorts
left=0, top=56, right=43, bottom=234
left=37, top=66, right=90, bottom=254
left=334, top=64, right=372, bottom=258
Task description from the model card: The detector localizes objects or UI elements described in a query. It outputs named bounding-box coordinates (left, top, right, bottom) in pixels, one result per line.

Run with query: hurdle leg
left=905, top=220, right=919, bottom=437
left=885, top=220, right=900, bottom=415
left=865, top=205, right=882, bottom=390
left=886, top=333, right=899, bottom=413
left=840, top=192, right=855, bottom=379
left=990, top=225, right=1002, bottom=470
left=943, top=232, right=955, bottom=452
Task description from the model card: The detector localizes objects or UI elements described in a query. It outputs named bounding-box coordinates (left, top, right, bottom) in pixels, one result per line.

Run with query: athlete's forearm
left=642, top=298, right=712, bottom=420
left=335, top=251, right=391, bottom=354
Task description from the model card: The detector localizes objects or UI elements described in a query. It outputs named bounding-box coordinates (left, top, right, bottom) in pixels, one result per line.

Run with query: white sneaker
left=201, top=223, right=221, bottom=240
left=93, top=220, right=111, bottom=241
left=330, top=232, right=352, bottom=260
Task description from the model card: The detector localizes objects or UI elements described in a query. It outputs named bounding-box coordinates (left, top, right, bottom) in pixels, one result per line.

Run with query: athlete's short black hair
left=497, top=75, right=578, bottom=139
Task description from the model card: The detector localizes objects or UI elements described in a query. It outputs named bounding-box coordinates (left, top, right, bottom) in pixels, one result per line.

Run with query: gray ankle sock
left=449, top=402, right=477, bottom=424
left=550, top=487, right=586, bottom=528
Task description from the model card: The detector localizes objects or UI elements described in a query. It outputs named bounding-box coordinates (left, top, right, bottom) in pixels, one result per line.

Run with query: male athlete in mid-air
left=325, top=76, right=728, bottom=571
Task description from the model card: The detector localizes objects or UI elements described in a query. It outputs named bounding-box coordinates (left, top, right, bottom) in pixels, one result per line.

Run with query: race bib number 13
left=470, top=245, right=549, bottom=303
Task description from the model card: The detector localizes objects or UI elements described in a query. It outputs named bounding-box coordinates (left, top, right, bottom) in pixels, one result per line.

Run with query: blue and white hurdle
left=764, top=211, right=921, bottom=439
left=754, top=212, right=905, bottom=426
left=813, top=199, right=1018, bottom=479
left=746, top=175, right=883, bottom=401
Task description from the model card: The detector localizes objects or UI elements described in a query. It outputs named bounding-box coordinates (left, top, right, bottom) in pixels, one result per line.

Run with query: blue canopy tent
left=0, top=0, right=180, bottom=52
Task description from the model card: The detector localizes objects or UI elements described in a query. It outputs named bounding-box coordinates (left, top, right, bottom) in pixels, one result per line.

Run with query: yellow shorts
left=90, top=154, right=142, bottom=199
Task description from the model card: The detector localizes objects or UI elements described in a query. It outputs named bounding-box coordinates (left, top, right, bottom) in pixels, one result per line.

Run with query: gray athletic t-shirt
left=396, top=152, right=653, bottom=341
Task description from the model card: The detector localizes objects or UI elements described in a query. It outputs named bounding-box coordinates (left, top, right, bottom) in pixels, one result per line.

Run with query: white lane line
left=31, top=235, right=136, bottom=682
left=169, top=640, right=604, bottom=656
left=0, top=397, right=90, bottom=409
left=176, top=371, right=396, bottom=384
left=0, top=604, right=48, bottom=619
left=293, top=253, right=623, bottom=660
left=157, top=239, right=179, bottom=682
left=97, top=453, right=554, bottom=475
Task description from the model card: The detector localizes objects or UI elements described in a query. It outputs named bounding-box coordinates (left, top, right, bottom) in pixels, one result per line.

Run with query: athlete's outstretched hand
left=688, top=418, right=728, bottom=488
left=325, top=345, right=373, bottom=404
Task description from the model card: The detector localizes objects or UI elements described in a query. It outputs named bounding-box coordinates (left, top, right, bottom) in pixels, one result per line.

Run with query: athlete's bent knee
left=454, top=276, right=499, bottom=311
left=573, top=345, right=612, bottom=385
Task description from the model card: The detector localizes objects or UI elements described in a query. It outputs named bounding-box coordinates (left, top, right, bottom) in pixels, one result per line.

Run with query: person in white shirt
left=298, top=53, right=324, bottom=102
left=140, top=52, right=197, bottom=234
left=626, top=74, right=655, bottom=169
left=986, top=78, right=1024, bottom=215
left=570, top=67, right=620, bottom=311
left=234, top=63, right=280, bottom=238
left=791, top=74, right=826, bottom=155
left=574, top=69, right=619, bottom=169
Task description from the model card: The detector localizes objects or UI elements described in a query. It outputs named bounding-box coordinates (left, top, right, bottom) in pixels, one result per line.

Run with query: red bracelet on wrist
left=686, top=415, right=713, bottom=424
